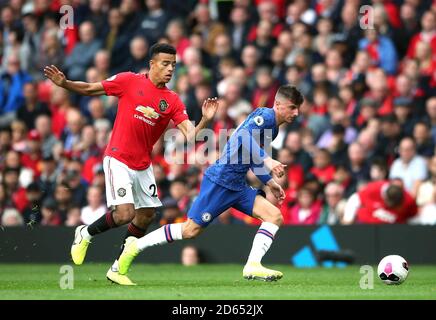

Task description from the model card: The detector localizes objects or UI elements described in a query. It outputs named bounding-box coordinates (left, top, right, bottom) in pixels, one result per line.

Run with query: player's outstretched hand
left=264, top=158, right=286, bottom=178
left=202, top=97, right=219, bottom=121
left=267, top=179, right=285, bottom=205
left=44, top=65, right=67, bottom=87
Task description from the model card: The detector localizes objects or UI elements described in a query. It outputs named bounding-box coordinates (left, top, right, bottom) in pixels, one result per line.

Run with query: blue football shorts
left=187, top=175, right=265, bottom=227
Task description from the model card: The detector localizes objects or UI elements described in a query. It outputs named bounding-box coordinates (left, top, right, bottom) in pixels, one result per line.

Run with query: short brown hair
left=385, top=184, right=404, bottom=207
left=275, top=85, right=304, bottom=106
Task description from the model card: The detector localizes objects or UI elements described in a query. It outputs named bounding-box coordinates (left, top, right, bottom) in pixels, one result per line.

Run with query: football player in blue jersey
left=118, top=85, right=304, bottom=281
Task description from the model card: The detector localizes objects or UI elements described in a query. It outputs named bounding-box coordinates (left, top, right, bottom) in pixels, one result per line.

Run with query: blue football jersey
left=205, top=107, right=278, bottom=191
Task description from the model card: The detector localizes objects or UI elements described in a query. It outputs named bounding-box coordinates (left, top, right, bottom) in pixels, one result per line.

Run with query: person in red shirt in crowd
left=310, top=148, right=336, bottom=185
left=20, top=129, right=42, bottom=178
left=342, top=180, right=418, bottom=224
left=247, top=1, right=284, bottom=41
left=2, top=167, right=28, bottom=213
left=284, top=187, right=322, bottom=225
left=44, top=43, right=218, bottom=285
left=407, top=11, right=436, bottom=60
left=251, top=66, right=279, bottom=108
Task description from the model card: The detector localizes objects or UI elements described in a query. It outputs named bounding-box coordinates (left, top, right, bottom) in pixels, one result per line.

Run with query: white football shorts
left=103, top=156, right=162, bottom=209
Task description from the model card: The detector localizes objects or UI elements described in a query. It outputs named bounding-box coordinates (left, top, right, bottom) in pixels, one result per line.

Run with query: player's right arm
left=44, top=65, right=105, bottom=96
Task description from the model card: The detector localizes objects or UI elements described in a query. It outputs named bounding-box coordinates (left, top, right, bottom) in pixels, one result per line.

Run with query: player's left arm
left=177, top=98, right=219, bottom=141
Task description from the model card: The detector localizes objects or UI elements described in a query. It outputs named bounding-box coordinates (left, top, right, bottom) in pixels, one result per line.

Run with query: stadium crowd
left=0, top=0, right=435, bottom=227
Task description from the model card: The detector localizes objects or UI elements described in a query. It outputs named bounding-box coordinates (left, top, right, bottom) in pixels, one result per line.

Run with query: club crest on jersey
left=117, top=188, right=126, bottom=197
left=254, top=116, right=264, bottom=126
left=135, top=105, right=160, bottom=119
left=201, top=212, right=212, bottom=223
left=159, top=99, right=168, bottom=112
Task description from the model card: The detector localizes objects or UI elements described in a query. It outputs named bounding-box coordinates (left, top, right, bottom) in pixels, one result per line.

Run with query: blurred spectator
left=16, top=82, right=50, bottom=130
left=343, top=180, right=418, bottom=224
left=284, top=187, right=321, bottom=225
left=247, top=1, right=283, bottom=42
left=413, top=121, right=435, bottom=158
left=334, top=3, right=362, bottom=65
left=65, top=206, right=82, bottom=227
left=369, top=158, right=389, bottom=182
left=191, top=3, right=226, bottom=55
left=424, top=97, right=436, bottom=142
left=406, top=10, right=436, bottom=59
left=277, top=147, right=304, bottom=191
left=64, top=158, right=88, bottom=207
left=114, top=35, right=148, bottom=74
left=4, top=149, right=33, bottom=187
left=0, top=127, right=11, bottom=164
left=375, top=115, right=403, bottom=166
left=358, top=28, right=398, bottom=75
left=105, top=7, right=132, bottom=73
left=53, top=182, right=73, bottom=222
left=61, top=108, right=84, bottom=152
left=166, top=18, right=191, bottom=62
left=81, top=185, right=106, bottom=225
left=223, top=81, right=252, bottom=121
left=159, top=197, right=186, bottom=225
left=0, top=183, right=7, bottom=215
left=0, top=55, right=32, bottom=127
left=416, top=155, right=436, bottom=207
left=392, top=97, right=415, bottom=137
left=21, top=129, right=43, bottom=177
left=346, top=142, right=370, bottom=194
left=319, top=182, right=346, bottom=225
left=40, top=197, right=62, bottom=226
left=10, top=119, right=28, bottom=152
left=169, top=178, right=191, bottom=215
left=64, top=21, right=102, bottom=81
left=21, top=181, right=43, bottom=224
left=3, top=167, right=28, bottom=212
left=310, top=148, right=336, bottom=185
left=389, top=137, right=428, bottom=196
left=35, top=114, right=59, bottom=157
left=137, top=0, right=169, bottom=45
left=284, top=131, right=313, bottom=172
left=93, top=50, right=111, bottom=81
left=33, top=28, right=64, bottom=81
left=251, top=65, right=279, bottom=108
left=36, top=154, right=57, bottom=200
left=228, top=5, right=251, bottom=54
left=1, top=27, right=31, bottom=73
left=313, top=17, right=334, bottom=58
left=410, top=188, right=436, bottom=225
left=181, top=245, right=200, bottom=266
left=1, top=208, right=24, bottom=226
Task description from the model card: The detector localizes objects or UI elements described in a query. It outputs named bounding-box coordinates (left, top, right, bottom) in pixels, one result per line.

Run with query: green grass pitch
left=0, top=264, right=435, bottom=299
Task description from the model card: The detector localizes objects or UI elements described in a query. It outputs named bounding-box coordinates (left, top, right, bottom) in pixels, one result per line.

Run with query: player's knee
left=264, top=208, right=283, bottom=227
left=136, top=211, right=156, bottom=224
left=114, top=206, right=135, bottom=224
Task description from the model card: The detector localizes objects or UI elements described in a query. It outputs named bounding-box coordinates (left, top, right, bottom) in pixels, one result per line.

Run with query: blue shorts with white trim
left=187, top=175, right=265, bottom=227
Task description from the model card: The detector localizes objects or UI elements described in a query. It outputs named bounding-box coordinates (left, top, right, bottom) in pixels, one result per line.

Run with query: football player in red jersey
left=44, top=43, right=218, bottom=285
left=342, top=180, right=418, bottom=224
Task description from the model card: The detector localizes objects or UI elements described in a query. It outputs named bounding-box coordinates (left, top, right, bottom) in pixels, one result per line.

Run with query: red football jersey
left=357, top=181, right=418, bottom=223
left=101, top=72, right=189, bottom=170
